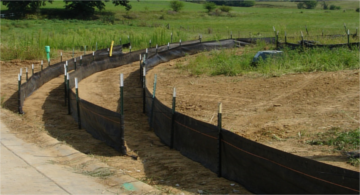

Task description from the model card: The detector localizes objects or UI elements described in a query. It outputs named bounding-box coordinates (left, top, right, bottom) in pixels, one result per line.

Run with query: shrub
left=356, top=8, right=359, bottom=12
left=238, top=0, right=255, bottom=7
left=329, top=5, right=341, bottom=10
left=305, top=0, right=318, bottom=9
left=204, top=2, right=216, bottom=13
left=170, top=0, right=184, bottom=12
left=219, top=5, right=232, bottom=12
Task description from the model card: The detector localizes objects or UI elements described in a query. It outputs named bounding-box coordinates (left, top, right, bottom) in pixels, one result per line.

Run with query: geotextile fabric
left=279, top=42, right=360, bottom=50
left=18, top=38, right=359, bottom=194
left=143, top=39, right=360, bottom=194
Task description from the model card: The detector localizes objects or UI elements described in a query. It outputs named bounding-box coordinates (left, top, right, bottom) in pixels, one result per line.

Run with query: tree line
left=2, top=0, right=131, bottom=18
left=183, top=0, right=255, bottom=7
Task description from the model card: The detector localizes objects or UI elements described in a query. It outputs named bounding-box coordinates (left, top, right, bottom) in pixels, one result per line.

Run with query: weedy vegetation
left=306, top=127, right=360, bottom=151
left=1, top=0, right=358, bottom=61
left=176, top=43, right=359, bottom=76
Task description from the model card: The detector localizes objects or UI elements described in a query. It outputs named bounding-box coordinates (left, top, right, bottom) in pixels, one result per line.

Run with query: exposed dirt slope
left=146, top=57, right=359, bottom=172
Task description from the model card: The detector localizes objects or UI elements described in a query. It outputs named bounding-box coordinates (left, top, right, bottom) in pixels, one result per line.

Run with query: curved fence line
left=141, top=40, right=359, bottom=194
left=17, top=37, right=359, bottom=194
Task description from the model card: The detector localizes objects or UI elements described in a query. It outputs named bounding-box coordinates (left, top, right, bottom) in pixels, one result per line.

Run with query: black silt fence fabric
left=63, top=40, right=203, bottom=153
left=221, top=129, right=359, bottom=194
left=18, top=45, right=120, bottom=113
left=18, top=39, right=233, bottom=150
left=19, top=62, right=65, bottom=113
left=151, top=97, right=172, bottom=146
left=278, top=42, right=360, bottom=50
left=79, top=99, right=123, bottom=152
left=145, top=39, right=236, bottom=69
left=173, top=112, right=218, bottom=173
left=144, top=39, right=360, bottom=194
left=145, top=88, right=152, bottom=119
left=236, top=37, right=276, bottom=44
left=69, top=91, right=78, bottom=122
left=68, top=39, right=202, bottom=89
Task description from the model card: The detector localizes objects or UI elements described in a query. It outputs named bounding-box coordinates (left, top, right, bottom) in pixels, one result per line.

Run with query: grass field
left=1, top=1, right=359, bottom=60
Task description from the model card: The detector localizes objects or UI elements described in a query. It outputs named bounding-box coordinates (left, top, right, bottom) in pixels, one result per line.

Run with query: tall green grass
left=0, top=22, right=192, bottom=60
left=1, top=0, right=358, bottom=60
left=177, top=43, right=359, bottom=76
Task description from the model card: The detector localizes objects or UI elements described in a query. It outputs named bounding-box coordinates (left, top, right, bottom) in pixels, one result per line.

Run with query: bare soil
left=75, top=62, right=250, bottom=194
left=146, top=54, right=360, bottom=172
left=0, top=54, right=250, bottom=194
left=1, top=48, right=358, bottom=194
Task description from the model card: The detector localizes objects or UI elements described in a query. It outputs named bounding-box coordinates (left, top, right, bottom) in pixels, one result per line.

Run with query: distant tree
left=212, top=0, right=255, bottom=7
left=297, top=0, right=318, bottom=9
left=64, top=0, right=131, bottom=18
left=356, top=8, right=359, bottom=12
left=322, top=1, right=328, bottom=10
left=170, top=0, right=184, bottom=12
left=2, top=0, right=52, bottom=13
left=238, top=0, right=255, bottom=7
left=204, top=2, right=216, bottom=13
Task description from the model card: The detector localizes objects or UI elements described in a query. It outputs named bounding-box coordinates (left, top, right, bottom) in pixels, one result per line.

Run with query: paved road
left=0, top=121, right=158, bottom=194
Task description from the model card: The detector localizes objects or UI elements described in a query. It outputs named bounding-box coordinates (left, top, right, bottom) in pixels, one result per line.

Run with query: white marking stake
left=75, top=77, right=78, bottom=89
left=120, top=74, right=124, bottom=87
